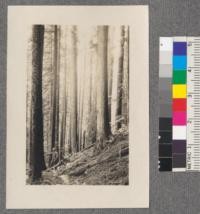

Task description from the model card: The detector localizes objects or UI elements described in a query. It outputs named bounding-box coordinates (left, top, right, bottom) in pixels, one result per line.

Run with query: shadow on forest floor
left=34, top=136, right=129, bottom=185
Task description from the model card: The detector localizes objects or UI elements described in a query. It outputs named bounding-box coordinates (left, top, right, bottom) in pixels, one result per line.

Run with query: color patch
left=172, top=140, right=186, bottom=154
left=159, top=144, right=172, bottom=157
left=159, top=91, right=171, bottom=104
left=173, top=99, right=187, bottom=111
left=173, top=154, right=186, bottom=168
left=173, top=111, right=186, bottom=125
left=172, top=84, right=186, bottom=98
left=160, top=37, right=173, bottom=51
left=173, top=56, right=187, bottom=70
left=173, top=42, right=187, bottom=55
left=173, top=70, right=187, bottom=84
left=159, top=118, right=172, bottom=131
left=160, top=51, right=172, bottom=64
left=159, top=131, right=172, bottom=144
left=173, top=126, right=187, bottom=140
left=159, top=158, right=172, bottom=171
left=159, top=78, right=171, bottom=91
left=159, top=64, right=172, bottom=77
left=160, top=104, right=172, bottom=117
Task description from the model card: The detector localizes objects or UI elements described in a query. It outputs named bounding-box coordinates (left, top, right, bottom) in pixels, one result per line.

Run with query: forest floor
left=35, top=135, right=129, bottom=185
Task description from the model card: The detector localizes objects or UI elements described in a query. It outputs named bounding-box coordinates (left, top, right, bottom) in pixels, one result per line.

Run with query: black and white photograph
left=26, top=25, right=129, bottom=185
left=7, top=6, right=148, bottom=208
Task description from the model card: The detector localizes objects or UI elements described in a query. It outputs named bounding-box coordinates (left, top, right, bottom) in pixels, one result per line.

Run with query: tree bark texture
left=96, top=26, right=110, bottom=147
left=30, top=25, right=46, bottom=181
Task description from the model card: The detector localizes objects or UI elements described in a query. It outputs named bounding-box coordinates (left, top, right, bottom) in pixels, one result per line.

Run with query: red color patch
left=173, top=99, right=187, bottom=111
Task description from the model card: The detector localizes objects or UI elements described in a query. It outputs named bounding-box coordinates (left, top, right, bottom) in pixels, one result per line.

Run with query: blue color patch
left=173, top=42, right=187, bottom=55
left=173, top=56, right=187, bottom=70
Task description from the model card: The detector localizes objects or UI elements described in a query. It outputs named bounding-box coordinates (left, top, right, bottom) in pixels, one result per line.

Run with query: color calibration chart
left=159, top=37, right=200, bottom=172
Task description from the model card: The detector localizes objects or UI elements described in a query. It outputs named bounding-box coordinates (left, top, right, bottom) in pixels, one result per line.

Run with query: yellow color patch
left=173, top=84, right=186, bottom=98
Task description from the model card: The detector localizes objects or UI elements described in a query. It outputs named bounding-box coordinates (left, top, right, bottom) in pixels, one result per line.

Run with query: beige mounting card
left=7, top=5, right=149, bottom=208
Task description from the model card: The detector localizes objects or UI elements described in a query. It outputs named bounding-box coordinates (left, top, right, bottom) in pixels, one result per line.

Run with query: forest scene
left=26, top=25, right=129, bottom=185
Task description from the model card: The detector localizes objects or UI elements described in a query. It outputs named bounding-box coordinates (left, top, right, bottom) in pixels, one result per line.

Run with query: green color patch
left=173, top=70, right=187, bottom=84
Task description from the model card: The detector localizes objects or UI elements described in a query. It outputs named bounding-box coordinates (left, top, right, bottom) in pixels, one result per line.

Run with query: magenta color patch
left=173, top=111, right=186, bottom=125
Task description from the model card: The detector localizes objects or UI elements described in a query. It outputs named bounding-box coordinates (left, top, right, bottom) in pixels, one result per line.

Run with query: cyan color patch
left=173, top=56, right=187, bottom=70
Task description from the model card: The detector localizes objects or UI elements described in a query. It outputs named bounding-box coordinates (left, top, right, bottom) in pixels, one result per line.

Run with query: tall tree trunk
left=96, top=26, right=110, bottom=148
left=116, top=27, right=125, bottom=129
left=68, top=115, right=72, bottom=154
left=42, top=25, right=55, bottom=165
left=87, top=32, right=98, bottom=147
left=30, top=25, right=46, bottom=182
left=51, top=26, right=60, bottom=151
left=121, top=26, right=129, bottom=126
left=107, top=27, right=114, bottom=124
left=60, top=67, right=67, bottom=160
left=111, top=26, right=124, bottom=133
left=58, top=26, right=67, bottom=160
left=69, top=26, right=78, bottom=153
